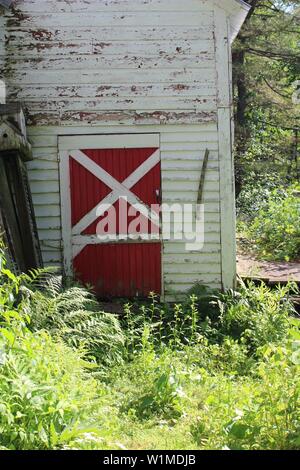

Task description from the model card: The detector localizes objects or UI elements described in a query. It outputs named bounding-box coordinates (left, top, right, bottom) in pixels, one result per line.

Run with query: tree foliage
left=233, top=0, right=300, bottom=194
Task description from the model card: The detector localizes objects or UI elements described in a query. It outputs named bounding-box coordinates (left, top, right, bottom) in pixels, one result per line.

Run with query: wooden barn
left=0, top=0, right=250, bottom=300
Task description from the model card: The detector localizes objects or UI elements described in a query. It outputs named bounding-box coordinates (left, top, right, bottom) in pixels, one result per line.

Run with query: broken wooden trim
left=0, top=150, right=43, bottom=272
left=0, top=102, right=27, bottom=137
left=0, top=122, right=32, bottom=161
left=0, top=101, right=41, bottom=272
left=0, top=107, right=32, bottom=161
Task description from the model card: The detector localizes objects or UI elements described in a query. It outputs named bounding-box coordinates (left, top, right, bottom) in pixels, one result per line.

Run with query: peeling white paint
left=1, top=0, right=249, bottom=296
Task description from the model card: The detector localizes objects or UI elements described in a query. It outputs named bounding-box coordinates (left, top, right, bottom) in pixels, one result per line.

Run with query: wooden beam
left=0, top=121, right=32, bottom=161
left=0, top=152, right=43, bottom=272
left=0, top=155, right=26, bottom=271
left=214, top=7, right=237, bottom=290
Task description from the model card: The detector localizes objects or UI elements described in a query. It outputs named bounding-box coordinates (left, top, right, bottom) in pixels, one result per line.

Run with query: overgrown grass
left=0, top=245, right=299, bottom=450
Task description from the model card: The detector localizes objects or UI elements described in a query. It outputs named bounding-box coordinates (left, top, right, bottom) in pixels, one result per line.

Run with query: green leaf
left=0, top=328, right=15, bottom=346
left=2, top=269, right=17, bottom=282
left=228, top=422, right=249, bottom=439
left=38, top=423, right=49, bottom=446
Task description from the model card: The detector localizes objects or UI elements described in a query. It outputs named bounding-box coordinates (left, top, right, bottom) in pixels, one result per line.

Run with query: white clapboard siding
left=164, top=274, right=221, bottom=285
left=164, top=232, right=221, bottom=244
left=24, top=111, right=218, bottom=127
left=32, top=194, right=60, bottom=205
left=36, top=217, right=61, bottom=230
left=5, top=26, right=213, bottom=42
left=163, top=242, right=221, bottom=255
left=15, top=97, right=216, bottom=113
left=38, top=229, right=61, bottom=241
left=42, top=251, right=62, bottom=264
left=165, top=263, right=221, bottom=275
left=33, top=206, right=61, bottom=219
left=7, top=68, right=216, bottom=86
left=6, top=54, right=215, bottom=72
left=5, top=11, right=214, bottom=28
left=39, top=240, right=61, bottom=251
left=163, top=193, right=220, bottom=203
left=6, top=55, right=215, bottom=71
left=6, top=39, right=214, bottom=58
left=30, top=181, right=59, bottom=193
left=164, top=253, right=221, bottom=264
left=12, top=0, right=212, bottom=13
left=163, top=181, right=219, bottom=192
left=26, top=122, right=222, bottom=294
left=2, top=0, right=245, bottom=296
left=9, top=84, right=217, bottom=101
left=27, top=159, right=58, bottom=170
left=162, top=162, right=219, bottom=172
left=28, top=169, right=59, bottom=181
left=3, top=1, right=217, bottom=127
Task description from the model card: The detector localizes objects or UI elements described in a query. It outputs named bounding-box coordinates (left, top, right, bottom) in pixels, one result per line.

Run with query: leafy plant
left=243, top=184, right=300, bottom=261
left=0, top=249, right=107, bottom=450
left=23, top=277, right=125, bottom=368
left=116, top=330, right=185, bottom=421
left=224, top=342, right=300, bottom=450
left=1, top=242, right=300, bottom=450
left=0, top=330, right=104, bottom=450
left=122, top=291, right=219, bottom=355
left=217, top=280, right=297, bottom=351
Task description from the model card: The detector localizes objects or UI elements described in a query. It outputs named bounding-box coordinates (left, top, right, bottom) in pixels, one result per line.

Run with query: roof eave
left=230, top=0, right=251, bottom=42
left=215, top=0, right=251, bottom=43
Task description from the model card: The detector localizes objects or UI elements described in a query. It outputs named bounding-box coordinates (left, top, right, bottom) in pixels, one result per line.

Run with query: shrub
left=187, top=337, right=254, bottom=376
left=131, top=364, right=184, bottom=420
left=23, top=276, right=125, bottom=369
left=122, top=282, right=297, bottom=358
left=246, top=184, right=300, bottom=261
left=0, top=330, right=104, bottom=450
left=225, top=341, right=300, bottom=450
left=189, top=335, right=300, bottom=450
left=0, top=254, right=107, bottom=450
left=217, top=281, right=296, bottom=351
left=237, top=174, right=285, bottom=224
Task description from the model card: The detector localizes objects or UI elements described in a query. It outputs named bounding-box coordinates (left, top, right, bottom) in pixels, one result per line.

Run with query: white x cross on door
left=59, top=134, right=162, bottom=298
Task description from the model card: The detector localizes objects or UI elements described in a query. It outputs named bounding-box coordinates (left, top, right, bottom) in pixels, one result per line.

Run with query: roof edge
left=215, top=0, right=251, bottom=43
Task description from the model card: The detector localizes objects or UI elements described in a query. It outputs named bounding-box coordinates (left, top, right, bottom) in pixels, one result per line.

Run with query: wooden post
left=0, top=154, right=26, bottom=271
left=0, top=104, right=43, bottom=272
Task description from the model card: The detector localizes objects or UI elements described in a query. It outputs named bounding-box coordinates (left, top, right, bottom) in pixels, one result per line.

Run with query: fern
left=24, top=278, right=125, bottom=369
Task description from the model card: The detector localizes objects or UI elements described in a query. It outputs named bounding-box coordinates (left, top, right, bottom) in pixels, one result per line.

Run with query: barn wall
left=2, top=0, right=217, bottom=126
left=0, top=0, right=235, bottom=297
left=27, top=123, right=222, bottom=299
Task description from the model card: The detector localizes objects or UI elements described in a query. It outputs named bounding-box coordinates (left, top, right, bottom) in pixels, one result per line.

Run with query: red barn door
left=59, top=134, right=161, bottom=298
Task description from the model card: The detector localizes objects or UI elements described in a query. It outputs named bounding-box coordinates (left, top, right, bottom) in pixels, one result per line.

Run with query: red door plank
left=69, top=145, right=161, bottom=297
left=74, top=243, right=161, bottom=298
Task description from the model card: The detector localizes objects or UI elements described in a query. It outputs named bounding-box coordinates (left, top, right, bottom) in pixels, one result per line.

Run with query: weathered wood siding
left=0, top=0, right=238, bottom=297
left=26, top=123, right=222, bottom=299
left=2, top=0, right=217, bottom=125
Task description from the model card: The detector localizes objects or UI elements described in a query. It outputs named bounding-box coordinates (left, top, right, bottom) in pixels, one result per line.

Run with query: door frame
left=58, top=133, right=163, bottom=295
